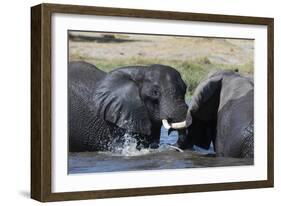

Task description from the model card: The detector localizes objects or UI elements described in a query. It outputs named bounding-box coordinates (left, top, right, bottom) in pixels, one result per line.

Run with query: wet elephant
left=69, top=61, right=188, bottom=152
left=176, top=70, right=254, bottom=158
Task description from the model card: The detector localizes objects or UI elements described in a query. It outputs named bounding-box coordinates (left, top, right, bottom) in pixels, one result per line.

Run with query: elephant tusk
left=162, top=119, right=171, bottom=130
left=170, top=121, right=186, bottom=129
left=162, top=113, right=193, bottom=130
left=169, top=145, right=184, bottom=152
left=162, top=111, right=192, bottom=130
left=162, top=119, right=187, bottom=129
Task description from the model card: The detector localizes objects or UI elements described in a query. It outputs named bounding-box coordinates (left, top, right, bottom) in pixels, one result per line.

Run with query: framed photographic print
left=31, top=3, right=274, bottom=202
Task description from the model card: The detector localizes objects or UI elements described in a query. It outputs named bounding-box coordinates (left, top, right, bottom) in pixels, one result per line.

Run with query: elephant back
left=69, top=61, right=106, bottom=92
left=217, top=75, right=254, bottom=158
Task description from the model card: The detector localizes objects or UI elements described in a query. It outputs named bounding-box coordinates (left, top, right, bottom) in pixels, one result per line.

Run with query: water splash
left=107, top=133, right=151, bottom=156
left=99, top=132, right=184, bottom=157
left=98, top=126, right=204, bottom=157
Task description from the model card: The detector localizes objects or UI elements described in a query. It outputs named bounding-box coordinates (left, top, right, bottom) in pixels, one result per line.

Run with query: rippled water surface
left=68, top=128, right=253, bottom=174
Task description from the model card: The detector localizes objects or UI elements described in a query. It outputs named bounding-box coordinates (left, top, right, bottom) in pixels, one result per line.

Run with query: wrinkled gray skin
left=69, top=61, right=188, bottom=152
left=178, top=70, right=254, bottom=158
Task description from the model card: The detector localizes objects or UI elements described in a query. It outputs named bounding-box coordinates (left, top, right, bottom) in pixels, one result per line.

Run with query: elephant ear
left=185, top=75, right=222, bottom=150
left=93, top=71, right=152, bottom=135
left=189, top=76, right=222, bottom=121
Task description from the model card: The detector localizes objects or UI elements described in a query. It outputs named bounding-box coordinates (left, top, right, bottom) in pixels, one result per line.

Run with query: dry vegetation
left=69, top=31, right=254, bottom=95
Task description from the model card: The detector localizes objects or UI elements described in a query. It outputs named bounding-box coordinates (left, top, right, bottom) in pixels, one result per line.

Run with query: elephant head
left=177, top=74, right=222, bottom=149
left=177, top=70, right=254, bottom=158
left=93, top=64, right=188, bottom=148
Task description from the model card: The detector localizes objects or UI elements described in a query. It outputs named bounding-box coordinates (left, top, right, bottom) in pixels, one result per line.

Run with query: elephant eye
left=150, top=88, right=160, bottom=98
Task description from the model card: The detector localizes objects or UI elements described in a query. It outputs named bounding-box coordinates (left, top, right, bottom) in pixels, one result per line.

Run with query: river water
left=68, top=127, right=253, bottom=174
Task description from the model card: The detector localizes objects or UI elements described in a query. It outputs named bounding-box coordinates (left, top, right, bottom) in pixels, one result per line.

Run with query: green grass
left=72, top=55, right=253, bottom=96
left=69, top=32, right=253, bottom=97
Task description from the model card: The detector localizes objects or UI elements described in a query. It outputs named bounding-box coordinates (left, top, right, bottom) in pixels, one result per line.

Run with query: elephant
left=68, top=61, right=188, bottom=152
left=175, top=70, right=254, bottom=158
